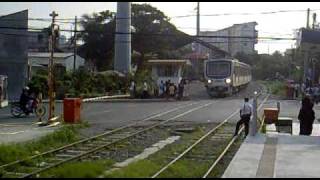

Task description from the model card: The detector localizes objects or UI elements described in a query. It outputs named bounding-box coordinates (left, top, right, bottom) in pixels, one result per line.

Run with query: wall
left=0, top=10, right=28, bottom=100
left=199, top=22, right=257, bottom=57
left=65, top=55, right=85, bottom=71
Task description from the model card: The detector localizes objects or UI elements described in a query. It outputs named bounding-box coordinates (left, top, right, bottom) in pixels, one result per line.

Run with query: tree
left=78, top=10, right=115, bottom=71
left=131, top=4, right=191, bottom=71
left=234, top=51, right=297, bottom=80
left=79, top=4, right=192, bottom=72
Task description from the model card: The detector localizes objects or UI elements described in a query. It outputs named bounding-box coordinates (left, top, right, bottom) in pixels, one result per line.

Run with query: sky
left=0, top=2, right=319, bottom=54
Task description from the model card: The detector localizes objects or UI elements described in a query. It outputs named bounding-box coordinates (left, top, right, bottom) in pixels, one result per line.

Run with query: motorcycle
left=10, top=98, right=46, bottom=118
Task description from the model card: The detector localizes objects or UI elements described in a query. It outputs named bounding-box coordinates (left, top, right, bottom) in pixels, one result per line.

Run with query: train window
left=206, top=61, right=231, bottom=77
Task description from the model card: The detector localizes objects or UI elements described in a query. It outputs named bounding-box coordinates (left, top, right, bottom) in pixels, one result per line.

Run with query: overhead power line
left=0, top=25, right=297, bottom=40
left=0, top=8, right=319, bottom=22
left=171, top=8, right=320, bottom=18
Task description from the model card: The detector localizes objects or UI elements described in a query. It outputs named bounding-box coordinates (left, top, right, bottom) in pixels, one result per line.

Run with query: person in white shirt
left=234, top=97, right=253, bottom=137
left=129, top=81, right=136, bottom=98
left=142, top=81, right=149, bottom=99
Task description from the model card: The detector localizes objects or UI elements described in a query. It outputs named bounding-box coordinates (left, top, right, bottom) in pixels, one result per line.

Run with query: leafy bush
left=28, top=68, right=158, bottom=99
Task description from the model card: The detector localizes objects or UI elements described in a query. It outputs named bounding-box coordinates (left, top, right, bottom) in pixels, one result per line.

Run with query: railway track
left=0, top=100, right=216, bottom=178
left=151, top=91, right=269, bottom=178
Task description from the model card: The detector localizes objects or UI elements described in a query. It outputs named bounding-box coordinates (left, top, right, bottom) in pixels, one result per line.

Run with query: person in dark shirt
left=19, top=87, right=30, bottom=113
left=178, top=79, right=185, bottom=100
left=298, top=95, right=315, bottom=135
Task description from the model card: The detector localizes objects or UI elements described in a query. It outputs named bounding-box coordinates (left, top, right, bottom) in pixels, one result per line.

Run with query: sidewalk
left=0, top=122, right=60, bottom=144
left=223, top=122, right=320, bottom=178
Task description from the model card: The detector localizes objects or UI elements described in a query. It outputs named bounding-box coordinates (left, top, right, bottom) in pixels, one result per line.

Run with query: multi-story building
left=199, top=22, right=258, bottom=56
left=0, top=10, right=28, bottom=100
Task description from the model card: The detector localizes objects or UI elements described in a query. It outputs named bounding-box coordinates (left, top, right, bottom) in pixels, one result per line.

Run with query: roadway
left=0, top=80, right=309, bottom=142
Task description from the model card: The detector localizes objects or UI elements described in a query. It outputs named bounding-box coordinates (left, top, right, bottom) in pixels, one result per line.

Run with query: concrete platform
left=223, top=132, right=320, bottom=178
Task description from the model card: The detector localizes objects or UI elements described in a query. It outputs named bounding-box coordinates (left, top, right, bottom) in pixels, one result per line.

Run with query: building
left=296, top=28, right=320, bottom=84
left=28, top=30, right=72, bottom=53
left=28, top=52, right=85, bottom=77
left=28, top=30, right=49, bottom=52
left=148, top=59, right=191, bottom=86
left=199, top=22, right=258, bottom=56
left=0, top=10, right=28, bottom=100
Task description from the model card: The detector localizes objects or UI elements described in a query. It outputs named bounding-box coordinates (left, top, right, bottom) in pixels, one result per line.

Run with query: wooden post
left=48, top=11, right=58, bottom=122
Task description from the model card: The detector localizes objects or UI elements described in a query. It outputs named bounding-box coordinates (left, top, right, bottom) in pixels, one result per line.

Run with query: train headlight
left=208, top=79, right=212, bottom=83
left=226, top=78, right=231, bottom=84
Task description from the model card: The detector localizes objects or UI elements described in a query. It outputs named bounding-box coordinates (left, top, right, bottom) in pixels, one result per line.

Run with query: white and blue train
left=204, top=58, right=252, bottom=97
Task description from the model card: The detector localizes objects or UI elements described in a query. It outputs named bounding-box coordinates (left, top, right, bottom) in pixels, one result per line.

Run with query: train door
left=0, top=75, right=8, bottom=108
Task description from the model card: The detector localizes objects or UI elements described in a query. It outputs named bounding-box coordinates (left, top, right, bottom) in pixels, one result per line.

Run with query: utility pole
left=114, top=2, right=131, bottom=75
left=196, top=2, right=200, bottom=78
left=291, top=47, right=295, bottom=80
left=197, top=2, right=200, bottom=37
left=307, top=8, right=310, bottom=29
left=303, top=9, right=311, bottom=84
left=48, top=11, right=58, bottom=122
left=250, top=91, right=258, bottom=136
left=313, top=13, right=317, bottom=29
left=73, top=16, right=77, bottom=72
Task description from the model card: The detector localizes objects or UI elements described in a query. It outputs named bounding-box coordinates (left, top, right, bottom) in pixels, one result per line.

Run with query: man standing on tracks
left=233, top=97, right=253, bottom=137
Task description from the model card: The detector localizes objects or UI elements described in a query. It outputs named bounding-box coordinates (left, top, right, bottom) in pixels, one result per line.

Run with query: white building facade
left=199, top=22, right=258, bottom=56
left=28, top=52, right=85, bottom=77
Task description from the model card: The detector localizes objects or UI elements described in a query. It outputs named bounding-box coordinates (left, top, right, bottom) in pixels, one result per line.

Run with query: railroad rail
left=0, top=101, right=215, bottom=178
left=151, top=91, right=269, bottom=178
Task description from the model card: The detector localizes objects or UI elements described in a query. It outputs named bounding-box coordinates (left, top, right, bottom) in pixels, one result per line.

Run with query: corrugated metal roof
left=148, top=59, right=191, bottom=65
left=28, top=52, right=74, bottom=58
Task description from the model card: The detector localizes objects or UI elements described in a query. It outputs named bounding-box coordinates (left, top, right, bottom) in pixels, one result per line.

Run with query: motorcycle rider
left=19, top=86, right=34, bottom=115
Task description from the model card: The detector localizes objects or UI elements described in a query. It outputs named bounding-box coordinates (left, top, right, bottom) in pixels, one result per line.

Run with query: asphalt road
left=0, top=80, right=301, bottom=141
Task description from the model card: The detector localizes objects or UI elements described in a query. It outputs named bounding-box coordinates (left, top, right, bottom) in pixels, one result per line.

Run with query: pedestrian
left=298, top=95, right=315, bottom=135
left=177, top=79, right=185, bottom=100
left=312, top=86, right=319, bottom=104
left=159, top=80, right=165, bottom=97
left=129, top=81, right=136, bottom=98
left=142, top=81, right=149, bottom=99
left=294, top=83, right=299, bottom=98
left=0, top=86, right=2, bottom=101
left=301, top=83, right=306, bottom=96
left=166, top=80, right=171, bottom=98
left=169, top=83, right=175, bottom=98
left=315, top=85, right=320, bottom=104
left=234, top=97, right=253, bottom=137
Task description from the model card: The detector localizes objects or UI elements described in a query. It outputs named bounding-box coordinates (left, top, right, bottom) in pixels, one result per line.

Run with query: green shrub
left=40, top=160, right=114, bottom=178
left=0, top=126, right=79, bottom=165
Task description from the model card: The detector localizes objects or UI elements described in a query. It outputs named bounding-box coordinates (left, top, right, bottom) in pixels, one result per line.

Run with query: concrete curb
left=82, top=94, right=130, bottom=102
left=82, top=98, right=191, bottom=103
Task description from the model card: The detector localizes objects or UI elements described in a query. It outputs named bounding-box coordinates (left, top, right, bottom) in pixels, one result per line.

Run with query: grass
left=0, top=123, right=89, bottom=166
left=260, top=80, right=286, bottom=97
left=205, top=137, right=243, bottom=178
left=103, top=125, right=213, bottom=178
left=30, top=125, right=170, bottom=178
left=157, top=159, right=210, bottom=178
left=39, top=160, right=114, bottom=178
left=104, top=160, right=161, bottom=178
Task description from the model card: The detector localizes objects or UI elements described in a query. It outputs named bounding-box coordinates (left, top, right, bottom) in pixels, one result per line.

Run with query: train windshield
left=206, top=61, right=231, bottom=78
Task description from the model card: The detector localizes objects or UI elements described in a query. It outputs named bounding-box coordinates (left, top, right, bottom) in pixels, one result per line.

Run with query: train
left=204, top=58, right=252, bottom=97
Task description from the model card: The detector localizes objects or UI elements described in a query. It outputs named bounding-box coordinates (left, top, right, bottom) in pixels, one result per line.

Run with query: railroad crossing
left=0, top=81, right=320, bottom=178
